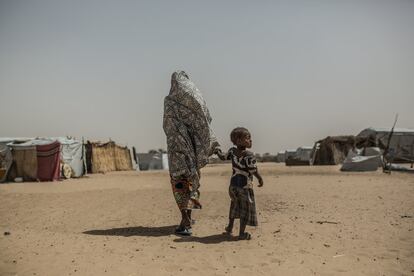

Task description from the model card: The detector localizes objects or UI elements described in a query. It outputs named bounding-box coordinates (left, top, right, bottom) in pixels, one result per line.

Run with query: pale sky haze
left=1, top=0, right=413, bottom=153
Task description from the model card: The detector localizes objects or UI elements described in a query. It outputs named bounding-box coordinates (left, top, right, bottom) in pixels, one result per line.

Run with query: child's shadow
left=174, top=233, right=238, bottom=244
left=83, top=225, right=176, bottom=237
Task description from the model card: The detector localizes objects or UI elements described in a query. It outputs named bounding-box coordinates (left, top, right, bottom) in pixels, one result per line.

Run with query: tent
left=311, top=136, right=370, bottom=165
left=85, top=141, right=133, bottom=173
left=285, top=146, right=313, bottom=166
left=341, top=147, right=383, bottom=172
left=357, top=127, right=414, bottom=163
left=55, top=137, right=85, bottom=178
left=137, top=153, right=169, bottom=170
left=7, top=139, right=61, bottom=181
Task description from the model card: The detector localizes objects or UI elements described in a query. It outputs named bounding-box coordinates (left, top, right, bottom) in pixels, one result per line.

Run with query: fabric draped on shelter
left=36, top=141, right=61, bottom=181
left=9, top=144, right=38, bottom=181
left=163, top=71, right=219, bottom=206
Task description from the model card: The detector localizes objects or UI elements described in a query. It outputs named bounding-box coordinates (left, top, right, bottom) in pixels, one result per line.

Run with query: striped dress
left=225, top=147, right=258, bottom=226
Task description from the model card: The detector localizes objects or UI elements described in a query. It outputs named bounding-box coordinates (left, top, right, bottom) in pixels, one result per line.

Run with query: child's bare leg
left=225, top=218, right=234, bottom=233
left=238, top=221, right=251, bottom=240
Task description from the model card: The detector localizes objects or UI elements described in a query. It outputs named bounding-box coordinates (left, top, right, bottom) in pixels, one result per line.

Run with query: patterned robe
left=163, top=71, right=219, bottom=209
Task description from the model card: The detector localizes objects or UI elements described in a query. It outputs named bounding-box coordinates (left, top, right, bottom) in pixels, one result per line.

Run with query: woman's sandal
left=238, top=232, right=251, bottom=240
left=175, top=226, right=192, bottom=236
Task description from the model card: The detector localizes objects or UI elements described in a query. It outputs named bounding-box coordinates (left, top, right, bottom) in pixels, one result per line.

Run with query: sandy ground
left=0, top=163, right=413, bottom=276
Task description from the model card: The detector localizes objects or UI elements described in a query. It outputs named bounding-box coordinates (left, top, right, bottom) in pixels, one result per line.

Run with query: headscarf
left=163, top=71, right=219, bottom=193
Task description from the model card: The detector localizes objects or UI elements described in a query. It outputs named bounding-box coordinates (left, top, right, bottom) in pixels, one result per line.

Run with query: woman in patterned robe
left=163, top=70, right=219, bottom=235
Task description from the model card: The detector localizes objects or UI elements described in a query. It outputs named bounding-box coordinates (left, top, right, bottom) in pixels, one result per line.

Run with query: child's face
left=239, top=133, right=252, bottom=148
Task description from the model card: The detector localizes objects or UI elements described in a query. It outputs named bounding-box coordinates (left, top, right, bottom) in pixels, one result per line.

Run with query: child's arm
left=214, top=148, right=228, bottom=161
left=245, top=152, right=263, bottom=187
left=254, top=171, right=264, bottom=187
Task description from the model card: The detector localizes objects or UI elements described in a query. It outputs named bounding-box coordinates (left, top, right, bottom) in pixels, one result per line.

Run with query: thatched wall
left=114, top=146, right=133, bottom=171
left=86, top=141, right=133, bottom=173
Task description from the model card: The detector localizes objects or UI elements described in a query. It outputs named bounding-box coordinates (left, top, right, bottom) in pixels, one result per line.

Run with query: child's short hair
left=230, top=127, right=250, bottom=145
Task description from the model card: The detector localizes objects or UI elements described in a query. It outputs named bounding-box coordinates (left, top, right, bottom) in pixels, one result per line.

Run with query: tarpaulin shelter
left=7, top=139, right=61, bottom=181
left=311, top=136, right=370, bottom=165
left=55, top=137, right=85, bottom=178
left=357, top=128, right=414, bottom=163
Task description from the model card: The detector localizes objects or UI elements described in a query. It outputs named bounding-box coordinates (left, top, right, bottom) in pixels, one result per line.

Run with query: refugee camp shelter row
left=85, top=141, right=133, bottom=173
left=0, top=137, right=85, bottom=182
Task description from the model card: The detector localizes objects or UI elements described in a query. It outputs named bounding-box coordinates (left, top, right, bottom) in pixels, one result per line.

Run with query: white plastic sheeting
left=55, top=137, right=84, bottom=177
left=341, top=147, right=383, bottom=172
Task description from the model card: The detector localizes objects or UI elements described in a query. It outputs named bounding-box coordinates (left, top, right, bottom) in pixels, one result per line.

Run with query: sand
left=0, top=163, right=413, bottom=276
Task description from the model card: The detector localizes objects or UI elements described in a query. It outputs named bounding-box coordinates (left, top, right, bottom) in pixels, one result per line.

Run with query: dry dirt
left=1, top=163, right=413, bottom=275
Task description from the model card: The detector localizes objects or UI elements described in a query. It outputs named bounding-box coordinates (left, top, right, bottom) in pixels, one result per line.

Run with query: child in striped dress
left=215, top=127, right=264, bottom=240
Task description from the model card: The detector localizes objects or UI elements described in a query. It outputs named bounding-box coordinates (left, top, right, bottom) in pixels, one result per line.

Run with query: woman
left=163, top=70, right=219, bottom=235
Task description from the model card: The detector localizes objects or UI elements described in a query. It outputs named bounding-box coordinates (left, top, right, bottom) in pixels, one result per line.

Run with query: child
left=215, top=127, right=263, bottom=240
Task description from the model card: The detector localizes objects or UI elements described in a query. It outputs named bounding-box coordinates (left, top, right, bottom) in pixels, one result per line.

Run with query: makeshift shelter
left=85, top=141, right=133, bottom=173
left=311, top=136, right=370, bottom=165
left=0, top=145, right=12, bottom=182
left=285, top=146, right=313, bottom=166
left=56, top=137, right=85, bottom=178
left=7, top=139, right=61, bottom=181
left=357, top=128, right=414, bottom=163
left=341, top=147, right=383, bottom=172
left=137, top=153, right=169, bottom=170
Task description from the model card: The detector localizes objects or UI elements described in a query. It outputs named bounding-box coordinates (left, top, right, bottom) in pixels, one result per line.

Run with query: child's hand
left=258, top=178, right=264, bottom=187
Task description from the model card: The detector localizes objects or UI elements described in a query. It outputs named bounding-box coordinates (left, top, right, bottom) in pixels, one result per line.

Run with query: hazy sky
left=1, top=0, right=413, bottom=153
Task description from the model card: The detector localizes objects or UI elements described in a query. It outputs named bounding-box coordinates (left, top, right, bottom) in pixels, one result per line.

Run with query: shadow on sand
left=173, top=233, right=238, bottom=244
left=83, top=225, right=177, bottom=237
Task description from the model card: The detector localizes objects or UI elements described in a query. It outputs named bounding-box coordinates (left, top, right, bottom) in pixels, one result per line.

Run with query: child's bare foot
left=238, top=232, right=251, bottom=240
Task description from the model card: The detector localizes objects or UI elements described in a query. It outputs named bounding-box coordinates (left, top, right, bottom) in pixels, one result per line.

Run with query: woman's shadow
left=83, top=225, right=177, bottom=237
left=83, top=225, right=237, bottom=244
